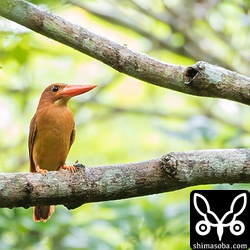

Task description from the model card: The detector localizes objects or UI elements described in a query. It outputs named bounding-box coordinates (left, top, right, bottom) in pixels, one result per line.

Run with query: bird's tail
left=33, top=205, right=55, bottom=222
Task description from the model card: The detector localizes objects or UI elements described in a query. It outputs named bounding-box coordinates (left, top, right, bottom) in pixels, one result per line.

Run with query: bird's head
left=37, top=83, right=97, bottom=108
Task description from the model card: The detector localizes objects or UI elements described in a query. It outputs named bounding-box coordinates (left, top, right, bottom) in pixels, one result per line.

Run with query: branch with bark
left=1, top=149, right=250, bottom=209
left=0, top=0, right=250, bottom=210
left=1, top=0, right=250, bottom=105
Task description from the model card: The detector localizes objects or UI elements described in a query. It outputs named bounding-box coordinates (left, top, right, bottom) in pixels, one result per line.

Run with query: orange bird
left=29, top=83, right=96, bottom=222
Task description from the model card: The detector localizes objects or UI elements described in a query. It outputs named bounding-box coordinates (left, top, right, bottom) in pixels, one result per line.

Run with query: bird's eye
left=52, top=86, right=59, bottom=92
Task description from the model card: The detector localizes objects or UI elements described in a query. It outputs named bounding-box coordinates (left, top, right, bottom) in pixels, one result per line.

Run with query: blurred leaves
left=0, top=0, right=250, bottom=249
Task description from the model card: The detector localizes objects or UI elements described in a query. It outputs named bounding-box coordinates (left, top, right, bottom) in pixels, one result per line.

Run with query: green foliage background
left=0, top=0, right=250, bottom=249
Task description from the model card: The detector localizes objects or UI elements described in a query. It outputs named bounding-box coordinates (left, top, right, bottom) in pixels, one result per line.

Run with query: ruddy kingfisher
left=29, top=83, right=96, bottom=222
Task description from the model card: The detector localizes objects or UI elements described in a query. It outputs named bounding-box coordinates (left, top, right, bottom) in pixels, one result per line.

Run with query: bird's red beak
left=61, top=84, right=97, bottom=97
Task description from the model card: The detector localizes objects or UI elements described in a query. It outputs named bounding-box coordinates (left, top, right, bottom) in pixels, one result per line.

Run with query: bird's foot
left=35, top=165, right=48, bottom=176
left=62, top=165, right=76, bottom=173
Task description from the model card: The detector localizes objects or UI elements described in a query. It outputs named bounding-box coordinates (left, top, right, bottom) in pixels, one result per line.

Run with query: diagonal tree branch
left=1, top=1, right=250, bottom=211
left=1, top=0, right=250, bottom=105
left=1, top=149, right=250, bottom=209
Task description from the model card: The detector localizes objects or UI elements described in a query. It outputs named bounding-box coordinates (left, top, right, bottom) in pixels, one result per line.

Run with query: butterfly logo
left=193, top=193, right=247, bottom=241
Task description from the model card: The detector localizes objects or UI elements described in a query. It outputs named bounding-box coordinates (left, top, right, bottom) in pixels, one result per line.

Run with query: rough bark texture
left=1, top=1, right=250, bottom=210
left=0, top=149, right=249, bottom=209
left=1, top=0, right=250, bottom=105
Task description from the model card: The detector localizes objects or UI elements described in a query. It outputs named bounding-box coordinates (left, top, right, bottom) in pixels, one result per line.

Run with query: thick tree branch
left=1, top=2, right=250, bottom=210
left=0, top=149, right=250, bottom=209
left=1, top=0, right=250, bottom=105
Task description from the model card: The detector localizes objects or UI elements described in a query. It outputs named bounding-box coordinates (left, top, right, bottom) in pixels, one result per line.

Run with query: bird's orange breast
left=32, top=105, right=75, bottom=171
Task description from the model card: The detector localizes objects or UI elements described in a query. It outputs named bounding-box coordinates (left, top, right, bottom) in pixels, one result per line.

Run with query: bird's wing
left=69, top=124, right=76, bottom=150
left=28, top=114, right=37, bottom=172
